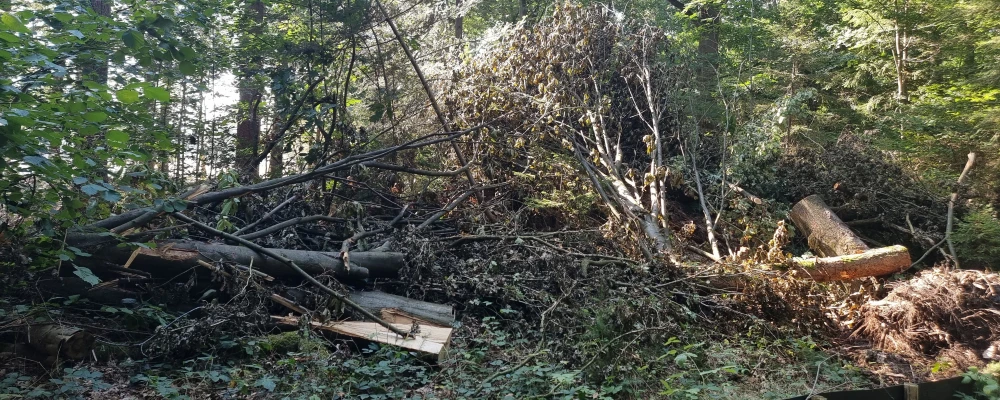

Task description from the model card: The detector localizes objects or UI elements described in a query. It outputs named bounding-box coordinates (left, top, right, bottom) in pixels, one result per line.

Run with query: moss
left=263, top=331, right=330, bottom=358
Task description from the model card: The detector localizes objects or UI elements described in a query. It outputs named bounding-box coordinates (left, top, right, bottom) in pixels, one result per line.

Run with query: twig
left=239, top=215, right=347, bottom=240
left=415, top=183, right=507, bottom=231
left=686, top=244, right=721, bottom=262
left=341, top=204, right=410, bottom=273
left=234, top=194, right=299, bottom=235
left=169, top=212, right=412, bottom=338
left=946, top=152, right=976, bottom=267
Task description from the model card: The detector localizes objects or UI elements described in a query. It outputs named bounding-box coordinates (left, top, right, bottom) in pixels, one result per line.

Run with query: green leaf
left=121, top=30, right=144, bottom=49
left=107, top=130, right=129, bottom=148
left=81, top=184, right=104, bottom=196
left=179, top=46, right=197, bottom=60
left=23, top=155, right=48, bottom=167
left=143, top=87, right=169, bottom=102
left=102, top=190, right=121, bottom=203
left=179, top=60, right=196, bottom=76
left=1, top=14, right=30, bottom=34
left=72, top=177, right=88, bottom=185
left=116, top=89, right=140, bottom=104
left=72, top=266, right=101, bottom=286
left=0, top=32, right=18, bottom=43
left=53, top=12, right=73, bottom=24
left=83, top=111, right=108, bottom=122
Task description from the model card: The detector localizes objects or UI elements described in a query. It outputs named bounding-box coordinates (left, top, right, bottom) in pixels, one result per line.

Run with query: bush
left=953, top=206, right=1000, bottom=269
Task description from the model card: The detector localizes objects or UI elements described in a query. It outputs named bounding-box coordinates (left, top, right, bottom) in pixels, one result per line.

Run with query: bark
left=87, top=240, right=405, bottom=280
left=790, top=245, right=912, bottom=282
left=235, top=0, right=266, bottom=178
left=454, top=0, right=463, bottom=39
left=272, top=316, right=452, bottom=361
left=790, top=195, right=869, bottom=257
left=348, top=290, right=455, bottom=327
left=84, top=0, right=112, bottom=84
left=27, top=324, right=95, bottom=361
left=789, top=195, right=912, bottom=281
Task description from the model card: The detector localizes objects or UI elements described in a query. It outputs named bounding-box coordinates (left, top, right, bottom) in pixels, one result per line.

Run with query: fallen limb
left=789, top=245, right=911, bottom=282
left=789, top=195, right=912, bottom=281
left=73, top=128, right=481, bottom=241
left=233, top=194, right=299, bottom=235
left=348, top=290, right=455, bottom=327
left=90, top=240, right=403, bottom=279
left=27, top=324, right=95, bottom=361
left=170, top=212, right=412, bottom=338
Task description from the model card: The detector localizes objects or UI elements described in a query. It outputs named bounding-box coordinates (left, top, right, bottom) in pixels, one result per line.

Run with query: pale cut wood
left=272, top=316, right=452, bottom=361
left=791, top=245, right=912, bottom=282
left=790, top=195, right=869, bottom=257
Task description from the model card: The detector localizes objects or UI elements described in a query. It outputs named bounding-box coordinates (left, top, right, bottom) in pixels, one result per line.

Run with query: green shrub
left=953, top=206, right=1000, bottom=268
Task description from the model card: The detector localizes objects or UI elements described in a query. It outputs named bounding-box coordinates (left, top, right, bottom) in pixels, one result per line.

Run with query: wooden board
left=271, top=316, right=452, bottom=361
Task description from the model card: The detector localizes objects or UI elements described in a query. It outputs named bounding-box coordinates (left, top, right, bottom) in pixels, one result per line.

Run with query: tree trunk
left=27, top=324, right=95, bottom=361
left=235, top=0, right=266, bottom=178
left=790, top=194, right=869, bottom=257
left=84, top=0, right=112, bottom=84
left=454, top=0, right=463, bottom=39
left=789, top=195, right=912, bottom=281
left=86, top=240, right=405, bottom=280
left=790, top=245, right=911, bottom=282
left=348, top=290, right=455, bottom=327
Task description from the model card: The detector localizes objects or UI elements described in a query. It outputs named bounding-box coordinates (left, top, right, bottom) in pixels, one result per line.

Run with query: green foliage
left=958, top=363, right=1000, bottom=400
left=953, top=206, right=1000, bottom=268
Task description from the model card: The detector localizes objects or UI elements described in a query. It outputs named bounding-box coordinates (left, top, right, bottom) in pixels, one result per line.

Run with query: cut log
left=27, top=324, right=95, bottom=361
left=788, top=195, right=912, bottom=281
left=790, top=245, right=912, bottom=282
left=87, top=240, right=404, bottom=280
left=348, top=290, right=455, bottom=327
left=272, top=315, right=452, bottom=362
left=790, top=195, right=869, bottom=257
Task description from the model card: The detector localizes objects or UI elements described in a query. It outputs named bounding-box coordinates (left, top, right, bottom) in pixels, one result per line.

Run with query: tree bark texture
left=88, top=240, right=404, bottom=280
left=235, top=0, right=265, bottom=177
left=790, top=194, right=869, bottom=257
left=348, top=290, right=455, bottom=327
left=27, top=324, right=95, bottom=361
left=791, top=245, right=911, bottom=282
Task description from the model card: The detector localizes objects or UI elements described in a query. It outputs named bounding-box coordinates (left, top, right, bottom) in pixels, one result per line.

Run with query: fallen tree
left=86, top=240, right=405, bottom=280
left=788, top=195, right=911, bottom=281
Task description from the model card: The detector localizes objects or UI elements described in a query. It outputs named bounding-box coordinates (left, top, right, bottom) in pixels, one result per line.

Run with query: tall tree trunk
left=268, top=113, right=284, bottom=179
left=235, top=0, right=266, bottom=179
left=892, top=0, right=909, bottom=103
left=454, top=0, right=463, bottom=39
left=84, top=0, right=111, bottom=84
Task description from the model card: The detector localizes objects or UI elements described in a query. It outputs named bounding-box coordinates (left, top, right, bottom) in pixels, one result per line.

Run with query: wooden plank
left=271, top=316, right=452, bottom=361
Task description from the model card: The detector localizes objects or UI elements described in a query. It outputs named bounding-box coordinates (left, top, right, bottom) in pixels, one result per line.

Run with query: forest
left=1, top=0, right=1000, bottom=398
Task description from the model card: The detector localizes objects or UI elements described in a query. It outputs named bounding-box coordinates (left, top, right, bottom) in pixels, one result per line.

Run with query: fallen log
left=790, top=194, right=869, bottom=257
left=27, top=324, right=95, bottom=361
left=88, top=240, right=404, bottom=280
left=272, top=315, right=452, bottom=362
left=790, top=245, right=911, bottom=282
left=789, top=195, right=912, bottom=281
left=348, top=290, right=455, bottom=327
